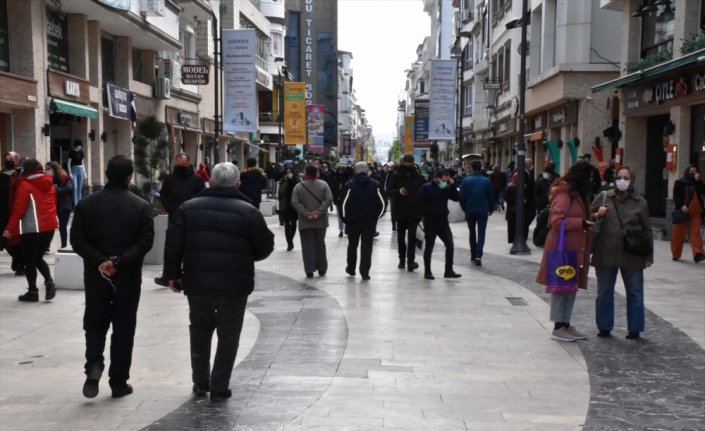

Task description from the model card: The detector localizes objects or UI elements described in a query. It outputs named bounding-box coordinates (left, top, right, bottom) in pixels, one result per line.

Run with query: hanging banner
left=307, top=104, right=325, bottom=153
left=414, top=99, right=429, bottom=141
left=342, top=134, right=352, bottom=155
left=404, top=115, right=414, bottom=155
left=105, top=83, right=136, bottom=122
left=222, top=29, right=257, bottom=133
left=46, top=7, right=69, bottom=73
left=353, top=138, right=360, bottom=161
left=428, top=60, right=457, bottom=140
left=284, top=82, right=306, bottom=145
left=0, top=0, right=9, bottom=72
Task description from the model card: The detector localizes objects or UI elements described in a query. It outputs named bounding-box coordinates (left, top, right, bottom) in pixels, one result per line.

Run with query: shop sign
left=483, top=80, right=501, bottom=90
left=547, top=101, right=577, bottom=128
left=653, top=77, right=688, bottom=104
left=181, top=65, right=209, bottom=85
left=0, top=0, right=9, bottom=72
left=105, top=83, right=135, bottom=121
left=178, top=112, right=193, bottom=127
left=695, top=72, right=705, bottom=92
left=255, top=66, right=272, bottom=90
left=414, top=99, right=429, bottom=141
left=46, top=8, right=69, bottom=73
left=627, top=71, right=705, bottom=111
left=64, top=80, right=80, bottom=97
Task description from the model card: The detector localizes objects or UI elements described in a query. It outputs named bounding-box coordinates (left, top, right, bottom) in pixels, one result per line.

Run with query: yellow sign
left=555, top=265, right=576, bottom=281
left=404, top=115, right=414, bottom=155
left=284, top=82, right=306, bottom=145
left=355, top=140, right=361, bottom=161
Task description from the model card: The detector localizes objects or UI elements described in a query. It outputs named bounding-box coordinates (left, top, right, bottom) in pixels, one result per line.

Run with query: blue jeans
left=595, top=266, right=645, bottom=333
left=465, top=213, right=488, bottom=260
left=550, top=292, right=577, bottom=323
left=71, top=165, right=85, bottom=203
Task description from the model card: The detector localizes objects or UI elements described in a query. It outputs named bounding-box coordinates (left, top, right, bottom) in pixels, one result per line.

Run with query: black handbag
left=612, top=197, right=652, bottom=257
left=532, top=208, right=549, bottom=247
left=671, top=186, right=691, bottom=225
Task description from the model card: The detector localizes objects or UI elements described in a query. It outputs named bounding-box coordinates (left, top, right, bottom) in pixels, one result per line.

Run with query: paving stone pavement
left=0, top=210, right=703, bottom=431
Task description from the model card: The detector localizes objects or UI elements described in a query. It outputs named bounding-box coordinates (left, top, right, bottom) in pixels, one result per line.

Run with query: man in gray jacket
left=291, top=165, right=333, bottom=278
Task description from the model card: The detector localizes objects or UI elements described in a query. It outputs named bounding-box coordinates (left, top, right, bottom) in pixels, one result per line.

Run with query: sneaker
left=695, top=253, right=705, bottom=264
left=192, top=383, right=210, bottom=396
left=305, top=272, right=314, bottom=278
left=597, top=329, right=611, bottom=337
left=564, top=325, right=587, bottom=340
left=338, top=231, right=344, bottom=238
left=473, top=258, right=482, bottom=267
left=407, top=261, right=419, bottom=272
left=424, top=273, right=435, bottom=280
left=154, top=276, right=168, bottom=287
left=287, top=244, right=294, bottom=251
left=18, top=291, right=39, bottom=302
left=361, top=274, right=370, bottom=281
left=318, top=271, right=326, bottom=277
left=550, top=328, right=577, bottom=342
left=443, top=271, right=462, bottom=279
left=45, top=280, right=56, bottom=301
left=210, top=388, right=232, bottom=401
left=111, top=384, right=133, bottom=398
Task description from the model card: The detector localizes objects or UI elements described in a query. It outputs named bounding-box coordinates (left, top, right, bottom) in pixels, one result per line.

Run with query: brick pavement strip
left=0, top=213, right=703, bottom=430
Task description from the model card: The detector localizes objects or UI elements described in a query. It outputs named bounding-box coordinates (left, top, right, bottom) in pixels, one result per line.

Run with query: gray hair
left=354, top=162, right=369, bottom=175
left=210, top=162, right=240, bottom=187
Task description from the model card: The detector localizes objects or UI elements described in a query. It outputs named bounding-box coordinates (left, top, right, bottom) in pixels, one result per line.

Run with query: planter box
left=144, top=214, right=168, bottom=265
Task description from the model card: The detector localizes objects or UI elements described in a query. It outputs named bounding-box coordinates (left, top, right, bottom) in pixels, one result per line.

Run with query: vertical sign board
left=341, top=134, right=351, bottom=155
left=404, top=115, right=415, bottom=155
left=353, top=138, right=360, bottom=161
left=307, top=104, right=325, bottom=153
left=284, top=82, right=306, bottom=145
left=46, top=8, right=69, bottom=73
left=222, top=29, right=257, bottom=133
left=0, top=0, right=9, bottom=72
left=428, top=60, right=457, bottom=140
left=413, top=99, right=429, bottom=142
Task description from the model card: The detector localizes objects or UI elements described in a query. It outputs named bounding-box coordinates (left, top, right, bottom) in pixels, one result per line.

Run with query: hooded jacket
left=4, top=170, right=58, bottom=236
left=160, top=165, right=205, bottom=220
left=340, top=173, right=385, bottom=224
left=673, top=166, right=705, bottom=213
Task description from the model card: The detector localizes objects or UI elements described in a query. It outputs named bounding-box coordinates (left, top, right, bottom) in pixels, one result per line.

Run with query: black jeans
left=188, top=295, right=248, bottom=393
left=423, top=224, right=454, bottom=274
left=346, top=221, right=377, bottom=277
left=20, top=231, right=54, bottom=290
left=284, top=219, right=297, bottom=248
left=396, top=219, right=421, bottom=263
left=58, top=210, right=71, bottom=248
left=83, top=274, right=141, bottom=388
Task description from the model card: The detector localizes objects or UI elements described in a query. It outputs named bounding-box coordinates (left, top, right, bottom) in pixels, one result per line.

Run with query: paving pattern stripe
left=141, top=271, right=348, bottom=431
left=460, top=253, right=705, bottom=431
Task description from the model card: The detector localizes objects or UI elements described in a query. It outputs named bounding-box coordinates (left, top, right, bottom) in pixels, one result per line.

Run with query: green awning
left=51, top=98, right=98, bottom=119
left=592, top=48, right=705, bottom=93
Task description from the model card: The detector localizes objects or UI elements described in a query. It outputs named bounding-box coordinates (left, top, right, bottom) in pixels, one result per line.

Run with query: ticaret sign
left=181, top=65, right=209, bottom=85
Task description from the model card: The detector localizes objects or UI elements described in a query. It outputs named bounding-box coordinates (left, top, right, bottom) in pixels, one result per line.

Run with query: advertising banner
left=222, top=29, right=257, bottom=133
left=428, top=60, right=457, bottom=140
left=404, top=115, right=414, bottom=155
left=353, top=138, right=360, bottom=161
left=105, top=83, right=135, bottom=121
left=284, top=82, right=306, bottom=145
left=413, top=99, right=429, bottom=141
left=0, top=0, right=9, bottom=72
left=307, top=104, right=325, bottom=153
left=46, top=8, right=69, bottom=73
left=342, top=134, right=352, bottom=155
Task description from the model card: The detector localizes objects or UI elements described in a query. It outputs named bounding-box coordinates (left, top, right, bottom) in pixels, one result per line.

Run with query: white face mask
left=615, top=179, right=630, bottom=191
left=542, top=172, right=551, bottom=180
left=286, top=173, right=293, bottom=179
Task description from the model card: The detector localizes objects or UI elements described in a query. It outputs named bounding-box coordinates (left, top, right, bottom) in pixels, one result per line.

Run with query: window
left=419, top=80, right=425, bottom=94
left=179, top=28, right=194, bottom=65
left=101, top=35, right=115, bottom=83
left=497, top=49, right=504, bottom=89
left=641, top=6, right=674, bottom=58
left=491, top=53, right=498, bottom=81
left=132, top=47, right=143, bottom=82
left=239, top=15, right=269, bottom=70
left=464, top=39, right=473, bottom=69
left=503, top=40, right=511, bottom=91
left=463, top=84, right=473, bottom=116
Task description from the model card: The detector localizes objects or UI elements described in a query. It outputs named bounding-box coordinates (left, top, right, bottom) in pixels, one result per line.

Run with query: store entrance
left=49, top=113, right=73, bottom=169
left=645, top=114, right=669, bottom=217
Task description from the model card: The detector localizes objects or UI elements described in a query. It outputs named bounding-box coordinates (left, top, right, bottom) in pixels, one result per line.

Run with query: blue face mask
left=438, top=181, right=448, bottom=189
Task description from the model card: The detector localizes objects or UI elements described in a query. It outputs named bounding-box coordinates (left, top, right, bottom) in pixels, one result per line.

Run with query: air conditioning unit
left=157, top=58, right=181, bottom=88
left=141, top=0, right=165, bottom=17
left=154, top=77, right=171, bottom=99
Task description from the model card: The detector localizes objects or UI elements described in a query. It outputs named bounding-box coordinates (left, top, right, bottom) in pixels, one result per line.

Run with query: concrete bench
left=54, top=249, right=84, bottom=290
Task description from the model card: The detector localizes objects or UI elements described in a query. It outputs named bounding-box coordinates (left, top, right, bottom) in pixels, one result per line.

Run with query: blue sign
left=105, top=83, right=136, bottom=121
left=414, top=99, right=429, bottom=142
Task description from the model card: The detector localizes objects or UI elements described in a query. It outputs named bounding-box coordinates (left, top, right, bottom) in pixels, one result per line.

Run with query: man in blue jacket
left=340, top=162, right=386, bottom=280
left=459, top=160, right=495, bottom=266
left=165, top=162, right=274, bottom=400
left=417, top=170, right=462, bottom=280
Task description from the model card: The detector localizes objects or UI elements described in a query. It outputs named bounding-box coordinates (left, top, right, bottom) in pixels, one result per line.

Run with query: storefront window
left=101, top=35, right=115, bottom=83
left=132, top=47, right=143, bottom=82
left=641, top=7, right=675, bottom=58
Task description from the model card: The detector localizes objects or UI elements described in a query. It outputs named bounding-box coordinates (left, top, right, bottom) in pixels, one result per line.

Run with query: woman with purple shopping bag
left=536, top=162, right=596, bottom=342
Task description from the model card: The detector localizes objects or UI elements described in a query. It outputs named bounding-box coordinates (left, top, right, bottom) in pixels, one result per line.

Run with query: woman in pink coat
left=536, top=161, right=596, bottom=342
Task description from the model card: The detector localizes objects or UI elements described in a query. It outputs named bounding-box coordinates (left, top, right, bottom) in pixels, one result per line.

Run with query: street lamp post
left=274, top=57, right=285, bottom=164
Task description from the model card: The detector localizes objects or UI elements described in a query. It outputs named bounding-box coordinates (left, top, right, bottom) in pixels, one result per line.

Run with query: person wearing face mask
left=416, top=170, right=462, bottom=280
left=534, top=162, right=557, bottom=214
left=591, top=166, right=652, bottom=340
left=68, top=140, right=86, bottom=204
left=670, top=165, right=705, bottom=263
left=1, top=152, right=25, bottom=275
left=387, top=155, right=425, bottom=271
left=154, top=153, right=205, bottom=287
left=46, top=161, right=74, bottom=249
left=278, top=167, right=300, bottom=251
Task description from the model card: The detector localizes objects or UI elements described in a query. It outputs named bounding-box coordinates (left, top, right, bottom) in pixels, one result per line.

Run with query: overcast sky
left=338, top=0, right=430, bottom=153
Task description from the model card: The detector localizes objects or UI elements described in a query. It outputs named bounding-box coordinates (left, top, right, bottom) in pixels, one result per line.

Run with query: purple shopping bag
left=545, top=219, right=578, bottom=294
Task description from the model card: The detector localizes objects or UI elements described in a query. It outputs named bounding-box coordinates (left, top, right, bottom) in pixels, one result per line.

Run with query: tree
left=132, top=115, right=169, bottom=202
left=390, top=139, right=402, bottom=161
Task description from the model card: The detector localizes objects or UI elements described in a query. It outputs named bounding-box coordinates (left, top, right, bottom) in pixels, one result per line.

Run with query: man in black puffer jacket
left=164, top=162, right=274, bottom=400
left=387, top=155, right=425, bottom=271
left=340, top=162, right=385, bottom=280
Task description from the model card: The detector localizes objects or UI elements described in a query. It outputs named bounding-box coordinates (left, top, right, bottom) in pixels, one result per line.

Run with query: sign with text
left=46, top=8, right=69, bottom=73
left=307, top=104, right=325, bottom=149
left=483, top=80, right=501, bottom=90
left=284, top=82, right=306, bottom=145
left=181, top=65, right=209, bottom=85
left=414, top=99, right=429, bottom=142
left=222, top=29, right=257, bottom=133
left=106, top=83, right=136, bottom=121
left=404, top=115, right=414, bottom=155
left=0, top=0, right=9, bottom=72
left=429, top=60, right=457, bottom=140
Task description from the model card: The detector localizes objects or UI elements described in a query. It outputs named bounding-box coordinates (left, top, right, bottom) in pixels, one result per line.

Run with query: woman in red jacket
left=2, top=159, right=59, bottom=302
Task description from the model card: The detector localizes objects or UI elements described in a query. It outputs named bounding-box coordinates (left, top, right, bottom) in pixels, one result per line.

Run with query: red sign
left=181, top=65, right=209, bottom=85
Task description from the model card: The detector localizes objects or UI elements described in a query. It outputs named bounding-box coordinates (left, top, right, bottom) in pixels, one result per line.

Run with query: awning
left=246, top=142, right=268, bottom=152
left=592, top=47, right=705, bottom=93
left=524, top=131, right=545, bottom=142
left=50, top=98, right=98, bottom=119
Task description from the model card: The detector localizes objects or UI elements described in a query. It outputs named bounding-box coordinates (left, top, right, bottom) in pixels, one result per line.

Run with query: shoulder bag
left=300, top=182, right=323, bottom=204
left=612, top=197, right=652, bottom=256
left=545, top=219, right=578, bottom=294
left=671, top=185, right=690, bottom=225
